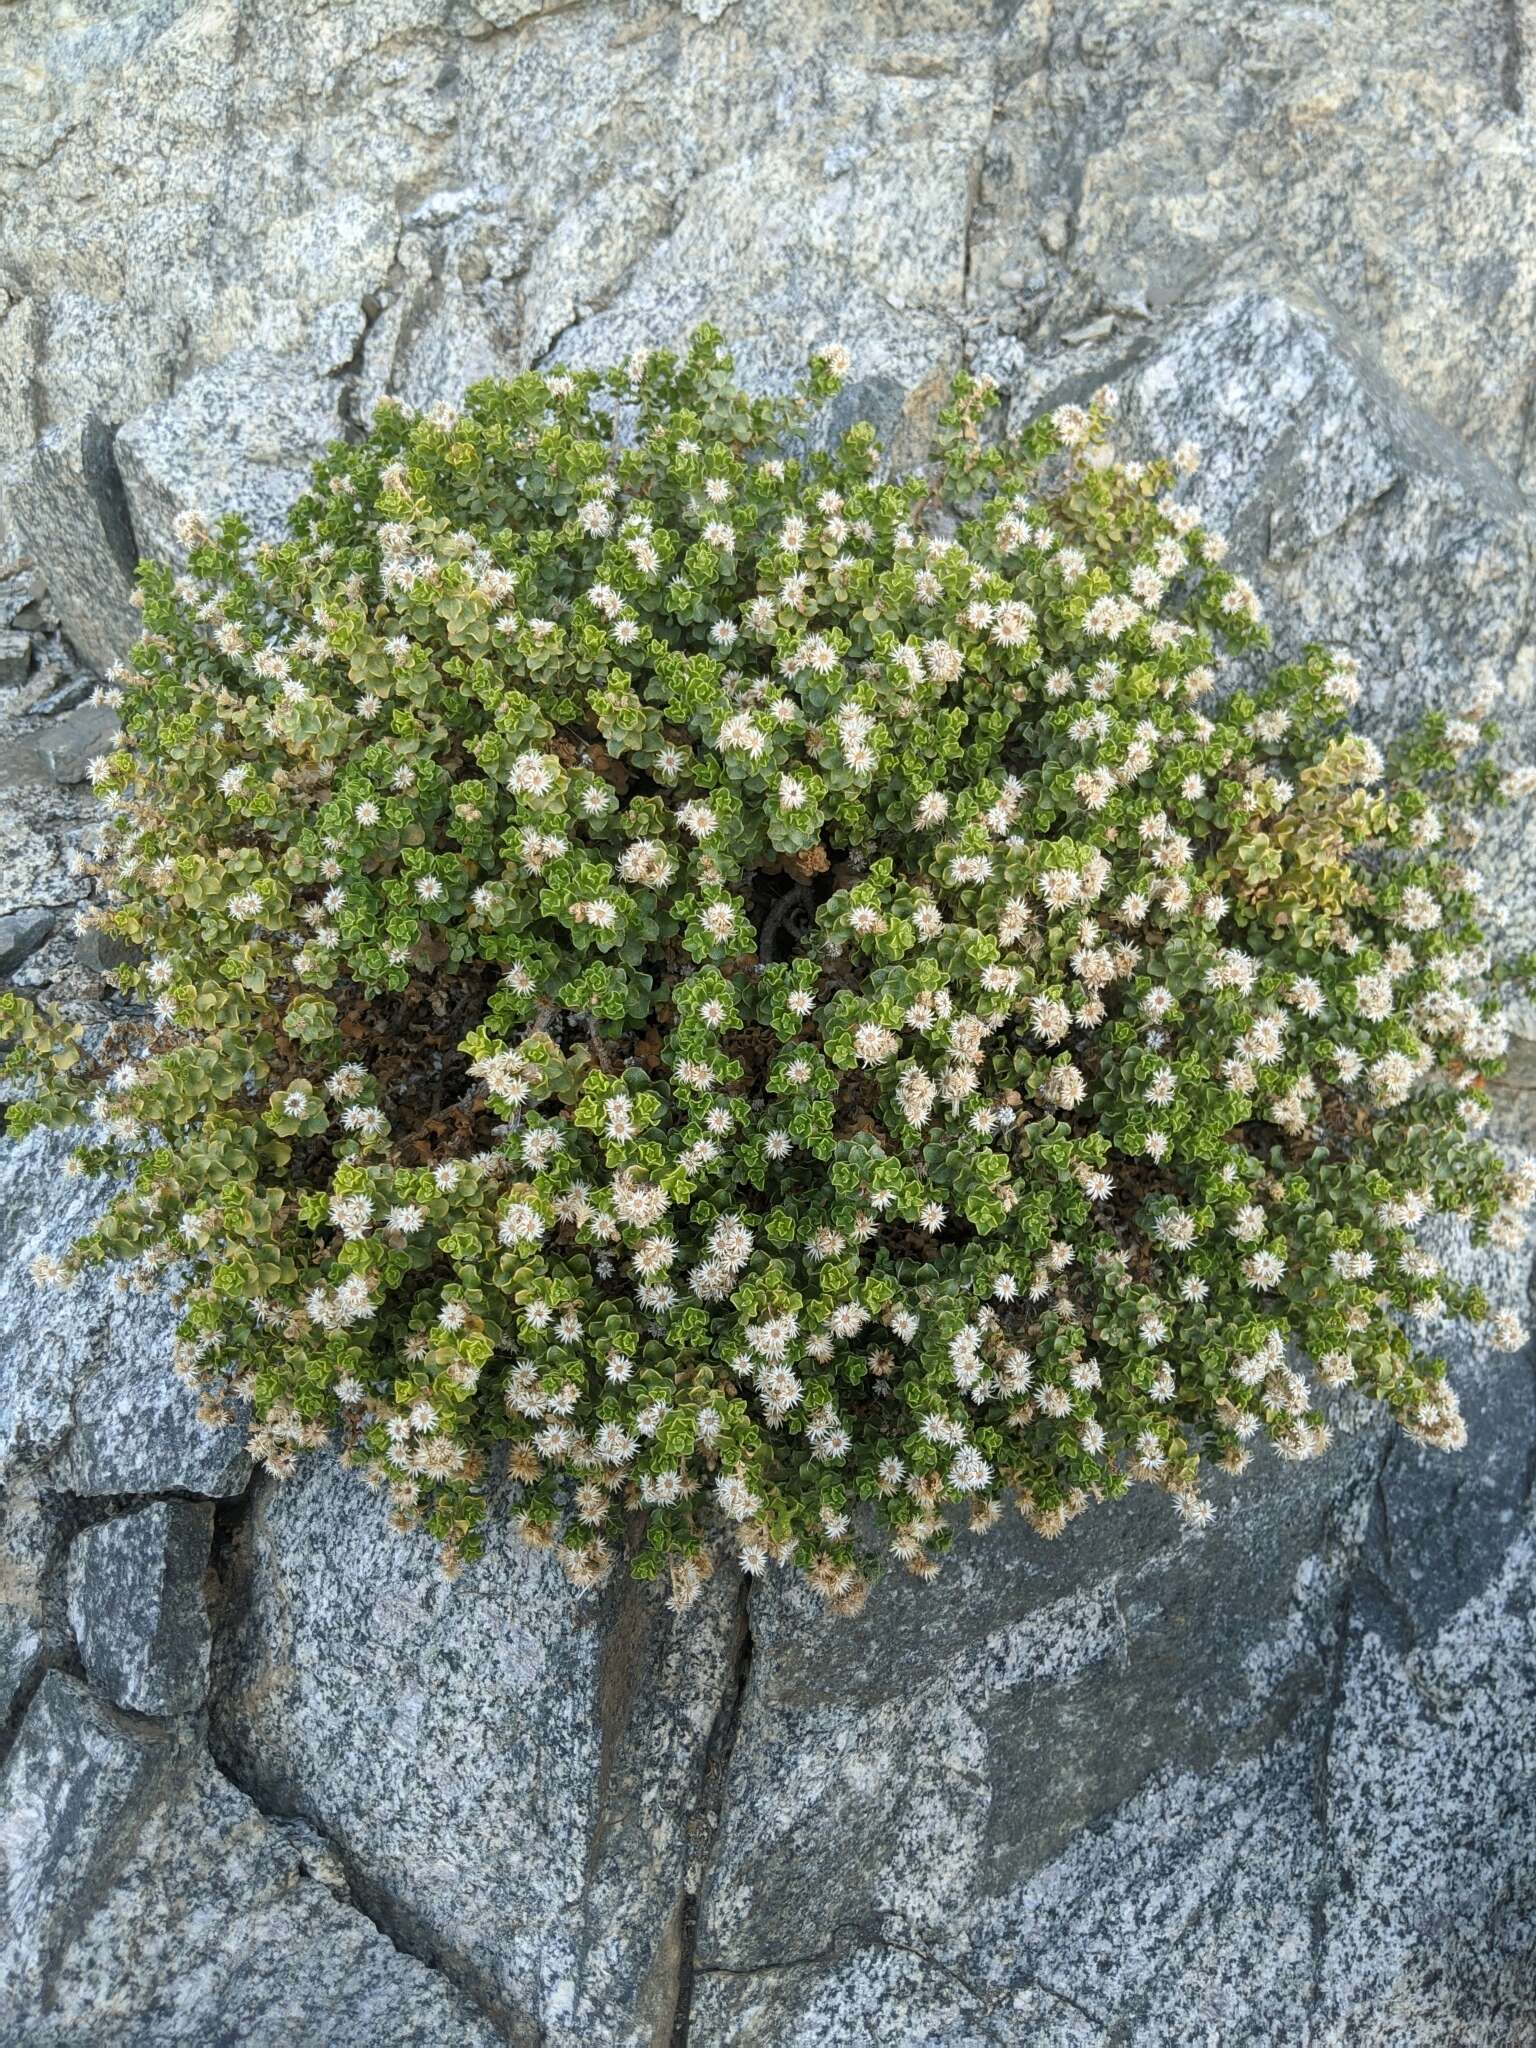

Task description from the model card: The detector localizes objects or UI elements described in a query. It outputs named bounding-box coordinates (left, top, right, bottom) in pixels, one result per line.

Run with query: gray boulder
left=0, top=908, right=54, bottom=975
left=115, top=303, right=368, bottom=572
left=686, top=1344, right=1536, bottom=2045
left=66, top=1502, right=214, bottom=1717
left=29, top=673, right=96, bottom=718
left=0, top=807, right=89, bottom=919
left=0, top=1671, right=509, bottom=2046
left=0, top=1122, right=249, bottom=1497
left=0, top=629, right=30, bottom=688
left=35, top=701, right=119, bottom=786
left=9, top=0, right=1536, bottom=674
left=0, top=569, right=47, bottom=631
left=1109, top=293, right=1531, bottom=719
left=0, top=1475, right=73, bottom=1731
left=210, top=1459, right=740, bottom=2045
left=0, top=419, right=139, bottom=674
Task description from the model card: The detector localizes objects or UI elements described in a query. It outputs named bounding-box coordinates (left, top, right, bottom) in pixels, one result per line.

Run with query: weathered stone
left=687, top=1335, right=1536, bottom=2044
left=1115, top=293, right=1532, bottom=723
left=0, top=1475, right=72, bottom=1733
left=0, top=1671, right=509, bottom=2046
left=1038, top=205, right=1073, bottom=256
left=72, top=924, right=143, bottom=978
left=115, top=305, right=366, bottom=572
left=0, top=628, right=29, bottom=687
left=687, top=1426, right=1375, bottom=2037
left=966, top=0, right=1536, bottom=484
left=1062, top=313, right=1116, bottom=345
left=0, top=418, right=139, bottom=673
left=36, top=701, right=120, bottom=785
left=9, top=1, right=1535, bottom=662
left=0, top=1123, right=249, bottom=1498
left=66, top=1502, right=213, bottom=1717
left=29, top=673, right=95, bottom=717
left=0, top=569, right=46, bottom=629
left=0, top=908, right=53, bottom=975
left=211, top=1458, right=740, bottom=2045
left=0, top=809, right=86, bottom=914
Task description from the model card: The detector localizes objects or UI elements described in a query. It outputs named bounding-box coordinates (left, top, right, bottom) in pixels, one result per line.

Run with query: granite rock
left=66, top=1502, right=214, bottom=1717
left=684, top=1337, right=1536, bottom=2046
left=29, top=673, right=96, bottom=718
left=210, top=1458, right=741, bottom=2045
left=115, top=303, right=368, bottom=571
left=0, top=1475, right=72, bottom=1733
left=679, top=1113, right=1536, bottom=2044
left=0, top=806, right=90, bottom=916
left=0, top=908, right=54, bottom=975
left=4, top=0, right=1536, bottom=670
left=0, top=628, right=30, bottom=687
left=35, top=701, right=120, bottom=786
left=0, top=1122, right=249, bottom=1498
left=0, top=570, right=46, bottom=631
left=0, top=418, right=139, bottom=673
left=0, top=1671, right=509, bottom=2046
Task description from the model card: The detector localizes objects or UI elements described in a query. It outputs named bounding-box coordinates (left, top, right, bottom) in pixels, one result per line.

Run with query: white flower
left=1368, top=1050, right=1417, bottom=1106
left=677, top=801, right=717, bottom=839
left=948, top=1444, right=992, bottom=1492
left=498, top=1201, right=546, bottom=1246
left=853, top=1022, right=898, bottom=1066
left=1241, top=1249, right=1286, bottom=1288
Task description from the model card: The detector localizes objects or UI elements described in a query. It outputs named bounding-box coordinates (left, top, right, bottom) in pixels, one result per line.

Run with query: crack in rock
left=670, top=1573, right=753, bottom=2046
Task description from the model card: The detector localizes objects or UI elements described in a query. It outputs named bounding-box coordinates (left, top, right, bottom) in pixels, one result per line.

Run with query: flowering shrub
left=5, top=329, right=1533, bottom=1613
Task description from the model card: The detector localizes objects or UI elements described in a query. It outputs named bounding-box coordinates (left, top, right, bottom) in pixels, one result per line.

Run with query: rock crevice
left=670, top=1577, right=755, bottom=2046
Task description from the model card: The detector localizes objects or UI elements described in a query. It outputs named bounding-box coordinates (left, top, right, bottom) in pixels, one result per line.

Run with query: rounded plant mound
left=6, top=330, right=1534, bottom=1612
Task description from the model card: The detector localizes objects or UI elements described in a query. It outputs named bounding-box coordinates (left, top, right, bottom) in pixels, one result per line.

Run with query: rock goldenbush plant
left=5, top=330, right=1534, bottom=1612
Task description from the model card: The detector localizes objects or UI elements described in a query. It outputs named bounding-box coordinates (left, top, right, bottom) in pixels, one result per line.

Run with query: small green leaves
left=264, top=1081, right=327, bottom=1139
left=3, top=334, right=1529, bottom=1606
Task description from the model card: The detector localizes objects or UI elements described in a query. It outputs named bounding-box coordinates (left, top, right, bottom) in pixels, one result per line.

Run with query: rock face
left=0, top=1672, right=508, bottom=2046
left=0, top=909, right=54, bottom=975
left=689, top=1331, right=1536, bottom=2045
left=0, top=1123, right=249, bottom=1497
left=66, top=1500, right=214, bottom=1716
left=2, top=0, right=1536, bottom=663
left=1, top=419, right=141, bottom=674
left=211, top=1464, right=741, bottom=2046
left=2, top=3, right=1536, bottom=2044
